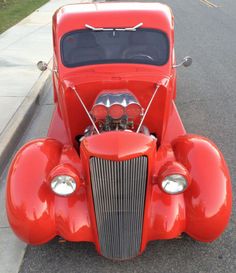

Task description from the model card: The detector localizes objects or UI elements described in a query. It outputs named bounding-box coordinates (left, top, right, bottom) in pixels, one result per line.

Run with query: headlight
left=161, top=174, right=187, bottom=194
left=51, top=175, right=76, bottom=196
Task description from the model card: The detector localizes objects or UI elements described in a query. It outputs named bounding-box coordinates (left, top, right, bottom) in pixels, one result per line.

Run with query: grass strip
left=0, top=0, right=48, bottom=34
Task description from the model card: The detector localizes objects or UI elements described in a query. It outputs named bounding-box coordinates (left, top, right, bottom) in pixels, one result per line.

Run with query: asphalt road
left=6, top=0, right=235, bottom=272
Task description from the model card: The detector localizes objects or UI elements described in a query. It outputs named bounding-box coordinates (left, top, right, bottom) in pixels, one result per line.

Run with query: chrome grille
left=90, top=156, right=148, bottom=260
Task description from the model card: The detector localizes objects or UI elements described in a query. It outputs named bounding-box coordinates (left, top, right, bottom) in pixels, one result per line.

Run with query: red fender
left=6, top=139, right=62, bottom=244
left=6, top=138, right=94, bottom=244
left=172, top=134, right=232, bottom=242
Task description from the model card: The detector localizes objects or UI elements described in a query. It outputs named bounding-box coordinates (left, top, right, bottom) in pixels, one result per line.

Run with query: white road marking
left=200, top=0, right=218, bottom=8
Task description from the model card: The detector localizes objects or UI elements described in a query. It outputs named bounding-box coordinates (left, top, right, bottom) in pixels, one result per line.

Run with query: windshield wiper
left=85, top=22, right=143, bottom=32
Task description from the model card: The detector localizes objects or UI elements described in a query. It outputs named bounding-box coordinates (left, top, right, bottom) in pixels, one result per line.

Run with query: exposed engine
left=84, top=90, right=150, bottom=136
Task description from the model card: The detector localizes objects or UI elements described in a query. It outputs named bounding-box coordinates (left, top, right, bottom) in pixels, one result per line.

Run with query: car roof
left=53, top=2, right=174, bottom=39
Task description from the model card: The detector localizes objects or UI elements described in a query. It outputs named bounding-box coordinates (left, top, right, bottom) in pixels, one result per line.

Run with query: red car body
left=6, top=2, right=232, bottom=260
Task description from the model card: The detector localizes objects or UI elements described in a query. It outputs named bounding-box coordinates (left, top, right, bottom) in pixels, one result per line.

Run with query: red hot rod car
left=6, top=2, right=232, bottom=260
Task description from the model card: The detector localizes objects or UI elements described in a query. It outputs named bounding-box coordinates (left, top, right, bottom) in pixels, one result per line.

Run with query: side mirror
left=173, top=56, right=192, bottom=68
left=37, top=61, right=48, bottom=71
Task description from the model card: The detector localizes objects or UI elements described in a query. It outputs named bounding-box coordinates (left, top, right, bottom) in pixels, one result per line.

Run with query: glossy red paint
left=6, top=2, right=232, bottom=259
left=172, top=135, right=232, bottom=242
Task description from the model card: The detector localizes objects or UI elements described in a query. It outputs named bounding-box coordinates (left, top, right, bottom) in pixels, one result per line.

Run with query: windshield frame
left=60, top=28, right=170, bottom=68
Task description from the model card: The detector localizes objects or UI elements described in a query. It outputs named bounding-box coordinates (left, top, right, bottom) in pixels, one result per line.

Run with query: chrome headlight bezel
left=48, top=164, right=79, bottom=197
left=161, top=174, right=188, bottom=194
left=51, top=175, right=77, bottom=196
left=156, top=162, right=191, bottom=195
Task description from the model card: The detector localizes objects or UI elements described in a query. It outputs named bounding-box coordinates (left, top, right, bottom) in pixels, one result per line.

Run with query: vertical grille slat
left=90, top=156, right=148, bottom=260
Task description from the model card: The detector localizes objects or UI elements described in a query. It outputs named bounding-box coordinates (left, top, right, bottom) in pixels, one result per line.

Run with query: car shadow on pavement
left=19, top=230, right=234, bottom=273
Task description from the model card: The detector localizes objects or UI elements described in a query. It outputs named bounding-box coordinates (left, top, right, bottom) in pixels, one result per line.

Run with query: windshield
left=61, top=28, right=169, bottom=67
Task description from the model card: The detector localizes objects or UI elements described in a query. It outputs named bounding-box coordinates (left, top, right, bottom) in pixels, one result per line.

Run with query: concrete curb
left=0, top=59, right=52, bottom=175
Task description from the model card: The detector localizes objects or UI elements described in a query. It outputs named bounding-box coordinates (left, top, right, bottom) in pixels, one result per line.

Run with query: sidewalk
left=0, top=0, right=92, bottom=170
left=0, top=1, right=92, bottom=273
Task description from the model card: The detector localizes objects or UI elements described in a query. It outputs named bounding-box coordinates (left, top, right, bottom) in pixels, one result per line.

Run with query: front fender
left=6, top=139, right=62, bottom=244
left=172, top=134, right=232, bottom=242
left=6, top=138, right=94, bottom=244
